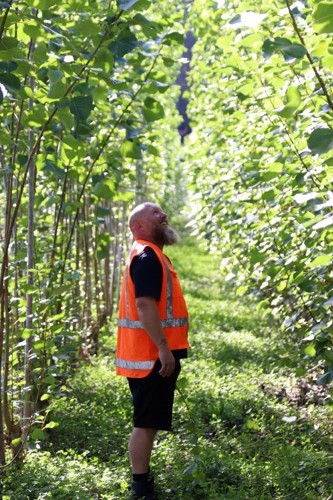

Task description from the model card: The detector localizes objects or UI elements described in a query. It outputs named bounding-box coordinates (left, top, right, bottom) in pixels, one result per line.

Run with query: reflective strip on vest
left=115, top=358, right=155, bottom=370
left=163, top=255, right=174, bottom=319
left=118, top=317, right=188, bottom=329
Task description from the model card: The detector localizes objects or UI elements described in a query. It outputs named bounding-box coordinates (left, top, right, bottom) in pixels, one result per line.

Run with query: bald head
left=128, top=202, right=159, bottom=233
left=128, top=202, right=180, bottom=248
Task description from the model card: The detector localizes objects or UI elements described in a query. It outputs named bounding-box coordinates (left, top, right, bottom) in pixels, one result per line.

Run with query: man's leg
left=129, top=428, right=157, bottom=498
left=128, top=427, right=157, bottom=473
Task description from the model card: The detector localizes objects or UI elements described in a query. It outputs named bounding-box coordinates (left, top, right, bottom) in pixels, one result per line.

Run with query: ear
left=130, top=219, right=145, bottom=236
left=130, top=220, right=140, bottom=231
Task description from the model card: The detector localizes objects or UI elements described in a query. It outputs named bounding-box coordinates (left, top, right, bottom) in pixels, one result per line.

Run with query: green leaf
left=263, top=37, right=306, bottom=60
left=313, top=1, right=333, bottom=33
left=113, top=190, right=135, bottom=203
left=176, top=377, right=189, bottom=389
left=284, top=44, right=307, bottom=59
left=263, top=37, right=287, bottom=57
left=69, top=96, right=94, bottom=121
left=308, top=128, right=333, bottom=155
left=48, top=81, right=66, bottom=99
left=131, top=13, right=156, bottom=29
left=243, top=419, right=260, bottom=431
left=31, top=428, right=46, bottom=440
left=261, top=188, right=276, bottom=201
left=93, top=180, right=115, bottom=199
left=120, top=140, right=142, bottom=159
left=142, top=97, right=164, bottom=122
left=262, top=162, right=284, bottom=180
left=49, top=285, right=70, bottom=296
left=146, top=80, right=169, bottom=94
left=303, top=343, right=316, bottom=356
left=117, top=0, right=141, bottom=10
left=48, top=69, right=63, bottom=84
left=22, top=105, right=48, bottom=127
left=44, top=160, right=65, bottom=178
left=0, top=37, right=19, bottom=51
left=22, top=328, right=33, bottom=339
left=324, top=350, right=333, bottom=363
left=43, top=421, right=59, bottom=429
left=237, top=33, right=262, bottom=49
left=23, top=21, right=43, bottom=39
left=11, top=437, right=22, bottom=447
left=108, top=29, right=138, bottom=58
left=43, top=375, right=56, bottom=385
left=322, top=54, right=333, bottom=69
left=0, top=61, right=18, bottom=72
left=275, top=86, right=301, bottom=118
left=162, top=31, right=184, bottom=45
left=57, top=107, right=75, bottom=131
left=0, top=73, right=20, bottom=92
left=75, top=19, right=101, bottom=36
left=40, top=393, right=50, bottom=401
left=22, top=284, right=39, bottom=294
left=237, top=83, right=255, bottom=97
left=250, top=249, right=266, bottom=264
left=309, top=253, right=333, bottom=268
left=297, top=278, right=317, bottom=292
left=18, top=86, right=35, bottom=99
left=147, top=144, right=159, bottom=156
left=317, top=368, right=333, bottom=385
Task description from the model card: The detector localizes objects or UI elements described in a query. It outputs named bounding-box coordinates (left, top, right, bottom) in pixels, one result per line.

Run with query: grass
left=2, top=238, right=333, bottom=499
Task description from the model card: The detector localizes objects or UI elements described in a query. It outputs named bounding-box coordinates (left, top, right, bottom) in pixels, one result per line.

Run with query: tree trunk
left=22, top=86, right=36, bottom=444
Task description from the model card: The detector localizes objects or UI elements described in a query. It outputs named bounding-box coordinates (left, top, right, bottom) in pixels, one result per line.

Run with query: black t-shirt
left=130, top=247, right=162, bottom=300
left=130, top=247, right=187, bottom=359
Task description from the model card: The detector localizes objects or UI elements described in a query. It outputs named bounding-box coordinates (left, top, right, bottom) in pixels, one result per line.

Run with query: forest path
left=3, top=239, right=332, bottom=499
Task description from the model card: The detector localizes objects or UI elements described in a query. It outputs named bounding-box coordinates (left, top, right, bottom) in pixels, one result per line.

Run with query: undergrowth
left=2, top=239, right=333, bottom=499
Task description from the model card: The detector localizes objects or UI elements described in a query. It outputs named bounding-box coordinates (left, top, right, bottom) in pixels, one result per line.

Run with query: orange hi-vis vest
left=116, top=239, right=189, bottom=378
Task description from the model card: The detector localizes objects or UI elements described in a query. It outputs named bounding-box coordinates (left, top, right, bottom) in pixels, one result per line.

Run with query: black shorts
left=127, top=359, right=181, bottom=431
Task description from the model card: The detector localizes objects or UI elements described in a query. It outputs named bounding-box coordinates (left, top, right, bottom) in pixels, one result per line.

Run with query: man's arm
left=136, top=296, right=175, bottom=377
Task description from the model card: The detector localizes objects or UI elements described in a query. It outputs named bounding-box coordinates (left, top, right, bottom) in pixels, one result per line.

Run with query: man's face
left=143, top=204, right=180, bottom=246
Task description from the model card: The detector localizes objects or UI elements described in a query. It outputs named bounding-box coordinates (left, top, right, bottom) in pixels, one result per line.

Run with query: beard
left=153, top=224, right=180, bottom=246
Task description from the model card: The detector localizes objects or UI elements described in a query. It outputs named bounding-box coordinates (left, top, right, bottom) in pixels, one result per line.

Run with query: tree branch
left=285, top=0, right=333, bottom=112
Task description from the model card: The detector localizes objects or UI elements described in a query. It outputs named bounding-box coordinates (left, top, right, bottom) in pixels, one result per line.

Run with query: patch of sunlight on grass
left=3, top=238, right=332, bottom=500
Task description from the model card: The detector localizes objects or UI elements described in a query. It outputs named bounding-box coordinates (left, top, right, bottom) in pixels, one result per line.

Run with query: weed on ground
left=2, top=240, right=332, bottom=499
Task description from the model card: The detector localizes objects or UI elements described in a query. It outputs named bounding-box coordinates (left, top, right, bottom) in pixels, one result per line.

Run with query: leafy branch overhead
left=0, top=0, right=332, bottom=470
left=184, top=0, right=333, bottom=386
left=0, top=0, right=185, bottom=463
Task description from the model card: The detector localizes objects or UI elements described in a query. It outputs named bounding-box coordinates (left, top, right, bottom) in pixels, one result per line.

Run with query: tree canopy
left=183, top=0, right=333, bottom=385
left=0, top=0, right=332, bottom=464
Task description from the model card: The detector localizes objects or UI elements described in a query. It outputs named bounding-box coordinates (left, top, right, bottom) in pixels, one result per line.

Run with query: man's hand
left=136, top=296, right=176, bottom=377
left=158, top=344, right=175, bottom=377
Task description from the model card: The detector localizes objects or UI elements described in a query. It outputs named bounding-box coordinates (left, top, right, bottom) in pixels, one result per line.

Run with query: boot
left=131, top=477, right=157, bottom=499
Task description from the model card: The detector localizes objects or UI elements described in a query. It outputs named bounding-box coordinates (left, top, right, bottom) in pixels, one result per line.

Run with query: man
left=116, top=202, right=189, bottom=499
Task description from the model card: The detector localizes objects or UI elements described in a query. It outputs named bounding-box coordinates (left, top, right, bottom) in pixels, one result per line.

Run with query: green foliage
left=3, top=240, right=332, bottom=499
left=308, top=128, right=333, bottom=155
left=1, top=0, right=332, bottom=477
left=0, top=0, right=186, bottom=457
left=313, top=1, right=333, bottom=33
left=183, top=0, right=333, bottom=383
